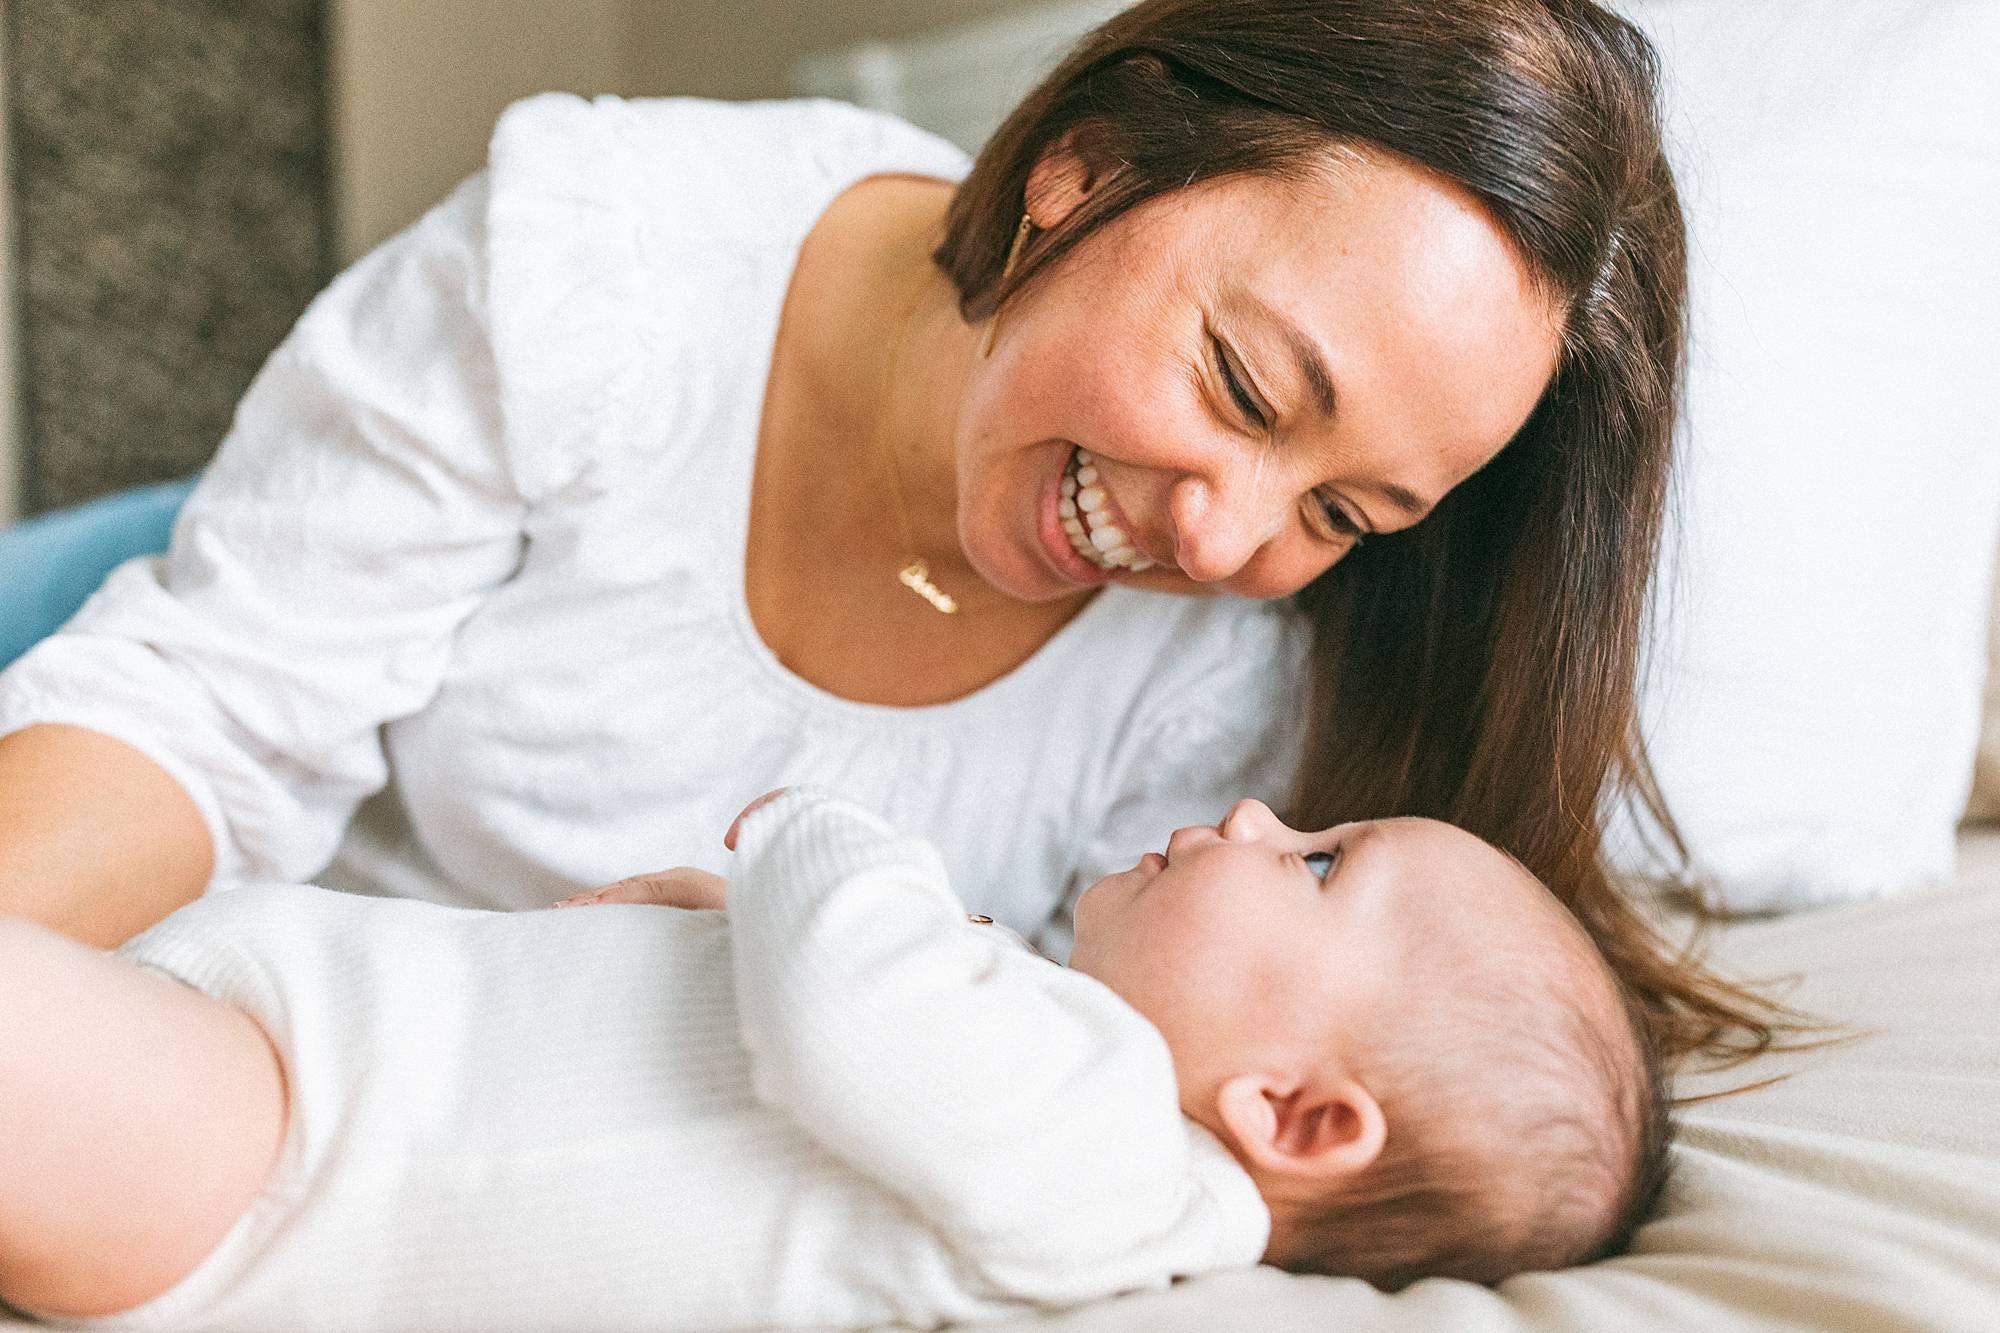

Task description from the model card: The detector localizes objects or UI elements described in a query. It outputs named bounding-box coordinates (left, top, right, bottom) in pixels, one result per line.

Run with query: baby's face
left=1069, top=800, right=1537, bottom=1097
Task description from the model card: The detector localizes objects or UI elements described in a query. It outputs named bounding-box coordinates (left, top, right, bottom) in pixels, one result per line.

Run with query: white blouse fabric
left=84, top=789, right=1269, bottom=1331
left=0, top=94, right=1310, bottom=949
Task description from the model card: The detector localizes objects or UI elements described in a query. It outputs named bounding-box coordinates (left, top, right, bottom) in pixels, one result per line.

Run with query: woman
left=0, top=0, right=1773, bottom=1062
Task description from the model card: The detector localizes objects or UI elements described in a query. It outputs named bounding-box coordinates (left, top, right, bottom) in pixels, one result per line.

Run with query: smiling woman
left=0, top=0, right=1784, bottom=1074
left=945, top=156, right=1559, bottom=598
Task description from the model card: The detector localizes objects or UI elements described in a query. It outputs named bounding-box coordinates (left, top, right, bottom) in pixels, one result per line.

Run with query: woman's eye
left=1211, top=337, right=1267, bottom=430
left=1304, top=850, right=1337, bottom=880
left=1313, top=493, right=1365, bottom=542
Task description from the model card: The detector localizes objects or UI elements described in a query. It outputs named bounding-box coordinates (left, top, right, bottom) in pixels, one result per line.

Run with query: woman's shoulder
left=480, top=95, right=969, bottom=497
left=487, top=93, right=969, bottom=246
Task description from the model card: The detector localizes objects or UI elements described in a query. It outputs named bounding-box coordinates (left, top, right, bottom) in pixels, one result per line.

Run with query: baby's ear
left=1216, top=1073, right=1386, bottom=1185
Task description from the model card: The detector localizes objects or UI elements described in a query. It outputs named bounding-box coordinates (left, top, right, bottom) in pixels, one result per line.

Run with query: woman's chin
left=954, top=522, right=1097, bottom=604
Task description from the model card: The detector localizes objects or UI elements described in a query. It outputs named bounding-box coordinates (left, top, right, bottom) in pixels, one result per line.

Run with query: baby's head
left=1068, top=799, right=1667, bottom=1289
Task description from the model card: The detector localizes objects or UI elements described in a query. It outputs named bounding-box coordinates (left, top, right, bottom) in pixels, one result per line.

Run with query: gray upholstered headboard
left=0, top=0, right=331, bottom=517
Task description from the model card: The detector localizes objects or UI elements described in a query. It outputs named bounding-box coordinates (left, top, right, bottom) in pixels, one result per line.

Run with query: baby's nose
left=1165, top=823, right=1218, bottom=862
left=1219, top=798, right=1282, bottom=840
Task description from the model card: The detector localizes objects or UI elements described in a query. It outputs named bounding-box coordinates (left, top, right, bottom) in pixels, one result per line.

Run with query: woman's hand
left=553, top=867, right=727, bottom=912
left=552, top=788, right=791, bottom=911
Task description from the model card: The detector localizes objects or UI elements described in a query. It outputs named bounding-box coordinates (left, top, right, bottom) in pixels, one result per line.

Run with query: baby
left=0, top=789, right=1666, bottom=1330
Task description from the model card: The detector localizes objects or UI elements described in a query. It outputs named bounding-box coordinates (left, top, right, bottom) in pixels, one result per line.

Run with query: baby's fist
left=724, top=788, right=793, bottom=851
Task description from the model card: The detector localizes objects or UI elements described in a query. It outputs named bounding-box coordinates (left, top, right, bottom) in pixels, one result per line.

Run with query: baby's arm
left=725, top=789, right=1212, bottom=1303
left=0, top=917, right=286, bottom=1319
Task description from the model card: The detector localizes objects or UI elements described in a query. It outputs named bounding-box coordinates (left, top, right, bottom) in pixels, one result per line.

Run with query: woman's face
left=950, top=149, right=1564, bottom=603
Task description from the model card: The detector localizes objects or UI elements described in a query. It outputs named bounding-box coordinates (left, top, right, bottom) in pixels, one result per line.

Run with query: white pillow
left=1608, top=0, right=2000, bottom=910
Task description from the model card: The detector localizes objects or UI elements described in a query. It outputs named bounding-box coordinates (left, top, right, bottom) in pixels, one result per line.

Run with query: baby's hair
left=1580, top=979, right=1675, bottom=1261
left=1276, top=887, right=1671, bottom=1289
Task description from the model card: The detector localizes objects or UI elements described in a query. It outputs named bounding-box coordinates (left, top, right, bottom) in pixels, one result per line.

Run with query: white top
left=0, top=94, right=1309, bottom=950
left=94, top=789, right=1270, bottom=1332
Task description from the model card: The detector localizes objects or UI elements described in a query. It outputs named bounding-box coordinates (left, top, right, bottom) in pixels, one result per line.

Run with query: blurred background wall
left=2, top=0, right=329, bottom=517
left=0, top=0, right=1097, bottom=523
left=331, top=0, right=1041, bottom=263
left=0, top=23, right=18, bottom=525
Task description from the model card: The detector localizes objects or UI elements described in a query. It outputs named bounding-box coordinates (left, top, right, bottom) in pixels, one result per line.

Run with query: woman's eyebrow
left=1371, top=481, right=1428, bottom=519
left=1238, top=291, right=1339, bottom=421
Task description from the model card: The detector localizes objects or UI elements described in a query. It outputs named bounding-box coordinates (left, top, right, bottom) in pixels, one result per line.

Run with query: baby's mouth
left=1058, top=448, right=1155, bottom=572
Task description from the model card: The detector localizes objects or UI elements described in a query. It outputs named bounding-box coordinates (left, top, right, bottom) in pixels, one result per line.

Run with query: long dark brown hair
left=936, top=0, right=1807, bottom=1065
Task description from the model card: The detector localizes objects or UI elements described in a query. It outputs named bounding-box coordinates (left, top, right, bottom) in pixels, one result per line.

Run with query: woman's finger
left=557, top=869, right=729, bottom=912
left=554, top=876, right=672, bottom=908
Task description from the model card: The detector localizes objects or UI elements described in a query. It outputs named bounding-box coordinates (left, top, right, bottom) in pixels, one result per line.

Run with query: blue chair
left=0, top=477, right=198, bottom=670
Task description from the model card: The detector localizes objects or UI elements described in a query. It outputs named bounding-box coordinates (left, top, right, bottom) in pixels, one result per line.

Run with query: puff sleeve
left=0, top=172, right=537, bottom=885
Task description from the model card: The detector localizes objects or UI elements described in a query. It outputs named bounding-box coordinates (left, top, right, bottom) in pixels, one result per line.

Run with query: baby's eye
left=1303, top=850, right=1337, bottom=880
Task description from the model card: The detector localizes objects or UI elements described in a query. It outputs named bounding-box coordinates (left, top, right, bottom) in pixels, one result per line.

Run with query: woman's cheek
left=1226, top=535, right=1349, bottom=600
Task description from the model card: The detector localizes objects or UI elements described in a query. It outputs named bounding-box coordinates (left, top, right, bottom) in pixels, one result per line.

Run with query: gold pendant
left=899, top=561, right=959, bottom=614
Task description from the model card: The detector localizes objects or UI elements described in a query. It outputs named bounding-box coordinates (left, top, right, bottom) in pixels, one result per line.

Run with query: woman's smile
left=1035, top=444, right=1116, bottom=586
left=1058, top=448, right=1156, bottom=573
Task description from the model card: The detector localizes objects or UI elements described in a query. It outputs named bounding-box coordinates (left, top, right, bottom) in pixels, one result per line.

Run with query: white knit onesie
left=54, top=790, right=1269, bottom=1332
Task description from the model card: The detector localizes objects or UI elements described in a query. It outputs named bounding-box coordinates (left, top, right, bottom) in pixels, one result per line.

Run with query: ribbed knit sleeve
left=726, top=788, right=1268, bottom=1305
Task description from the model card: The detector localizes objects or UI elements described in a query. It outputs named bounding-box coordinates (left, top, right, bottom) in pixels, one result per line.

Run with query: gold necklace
left=875, top=280, right=959, bottom=615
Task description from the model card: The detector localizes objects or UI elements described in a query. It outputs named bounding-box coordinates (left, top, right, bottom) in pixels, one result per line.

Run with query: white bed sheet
left=7, top=835, right=1997, bottom=1331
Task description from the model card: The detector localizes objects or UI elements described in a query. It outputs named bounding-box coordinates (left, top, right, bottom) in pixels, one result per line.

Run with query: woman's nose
left=1166, top=465, right=1284, bottom=583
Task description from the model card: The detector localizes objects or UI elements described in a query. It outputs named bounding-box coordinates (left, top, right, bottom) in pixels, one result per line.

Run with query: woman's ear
left=1023, top=137, right=1098, bottom=232
left=1216, top=1072, right=1387, bottom=1186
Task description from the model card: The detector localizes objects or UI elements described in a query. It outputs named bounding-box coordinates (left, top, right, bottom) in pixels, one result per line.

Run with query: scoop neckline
left=720, top=156, right=1128, bottom=725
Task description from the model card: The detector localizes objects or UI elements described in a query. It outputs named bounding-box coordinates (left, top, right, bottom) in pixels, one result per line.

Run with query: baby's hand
left=553, top=867, right=728, bottom=912
left=723, top=788, right=792, bottom=851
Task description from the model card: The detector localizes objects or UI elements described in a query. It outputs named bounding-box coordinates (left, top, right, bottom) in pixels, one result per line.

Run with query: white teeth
left=1059, top=447, right=1158, bottom=574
